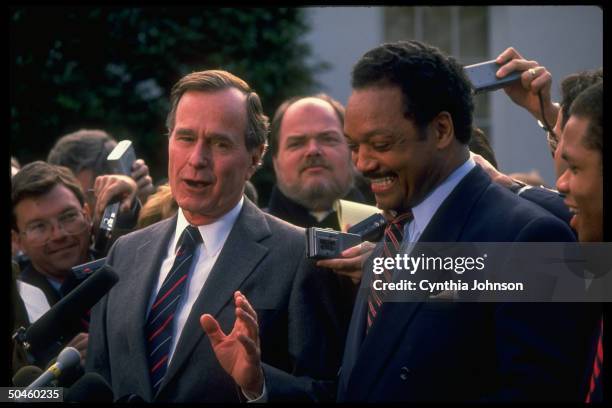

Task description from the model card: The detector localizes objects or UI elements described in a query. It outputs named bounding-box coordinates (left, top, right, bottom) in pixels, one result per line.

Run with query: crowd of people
left=10, top=40, right=604, bottom=402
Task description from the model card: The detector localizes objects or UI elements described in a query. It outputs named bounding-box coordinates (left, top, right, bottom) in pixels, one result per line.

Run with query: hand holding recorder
left=493, top=47, right=559, bottom=127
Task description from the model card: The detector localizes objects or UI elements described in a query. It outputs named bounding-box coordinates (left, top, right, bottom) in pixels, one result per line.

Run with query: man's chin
left=300, top=177, right=331, bottom=191
left=373, top=193, right=400, bottom=212
left=43, top=260, right=78, bottom=279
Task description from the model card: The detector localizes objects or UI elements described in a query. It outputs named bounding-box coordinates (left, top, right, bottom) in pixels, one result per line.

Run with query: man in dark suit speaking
left=207, top=41, right=599, bottom=402
left=86, top=70, right=345, bottom=402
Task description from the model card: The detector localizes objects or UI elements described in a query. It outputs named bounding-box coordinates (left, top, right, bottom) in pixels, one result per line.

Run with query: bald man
left=267, top=94, right=364, bottom=230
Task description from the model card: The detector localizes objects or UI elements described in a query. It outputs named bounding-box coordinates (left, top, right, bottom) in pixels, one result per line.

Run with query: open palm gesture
left=200, top=291, right=264, bottom=398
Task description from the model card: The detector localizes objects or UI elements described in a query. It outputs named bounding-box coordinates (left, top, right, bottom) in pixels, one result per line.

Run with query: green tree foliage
left=10, top=7, right=327, bottom=204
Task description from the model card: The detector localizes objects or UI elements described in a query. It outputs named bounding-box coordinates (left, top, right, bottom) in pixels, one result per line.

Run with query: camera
left=92, top=202, right=120, bottom=258
left=60, top=257, right=107, bottom=296
left=107, top=140, right=136, bottom=175
left=92, top=140, right=136, bottom=258
left=464, top=60, right=522, bottom=93
left=347, top=213, right=387, bottom=242
left=306, top=213, right=387, bottom=260
left=306, top=228, right=362, bottom=260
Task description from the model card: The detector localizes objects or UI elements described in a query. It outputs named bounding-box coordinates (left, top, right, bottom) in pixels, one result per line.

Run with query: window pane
left=384, top=7, right=415, bottom=42
left=422, top=7, right=452, bottom=54
left=459, top=7, right=488, bottom=62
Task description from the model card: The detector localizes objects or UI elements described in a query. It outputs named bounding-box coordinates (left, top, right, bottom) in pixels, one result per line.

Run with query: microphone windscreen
left=56, top=346, right=81, bottom=368
left=24, top=265, right=118, bottom=357
left=64, top=373, right=114, bottom=402
left=12, top=366, right=43, bottom=387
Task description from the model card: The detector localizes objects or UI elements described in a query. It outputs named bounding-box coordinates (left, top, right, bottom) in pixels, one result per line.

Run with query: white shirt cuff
left=243, top=381, right=267, bottom=403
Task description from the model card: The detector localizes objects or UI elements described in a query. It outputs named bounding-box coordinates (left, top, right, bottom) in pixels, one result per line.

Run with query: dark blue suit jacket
left=518, top=185, right=574, bottom=227
left=337, top=166, right=599, bottom=402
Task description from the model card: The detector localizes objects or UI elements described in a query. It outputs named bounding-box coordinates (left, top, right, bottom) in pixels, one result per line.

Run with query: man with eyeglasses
left=11, top=161, right=95, bottom=373
left=47, top=129, right=155, bottom=256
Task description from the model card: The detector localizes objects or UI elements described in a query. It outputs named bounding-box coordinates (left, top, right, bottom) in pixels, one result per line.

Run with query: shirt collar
left=409, top=157, right=476, bottom=238
left=174, top=197, right=244, bottom=257
left=309, top=209, right=335, bottom=222
left=46, top=276, right=63, bottom=292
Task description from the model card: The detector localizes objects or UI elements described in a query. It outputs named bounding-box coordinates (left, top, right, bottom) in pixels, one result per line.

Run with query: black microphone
left=60, top=258, right=107, bottom=296
left=26, top=347, right=81, bottom=389
left=64, top=372, right=114, bottom=402
left=12, top=366, right=43, bottom=387
left=15, top=265, right=118, bottom=364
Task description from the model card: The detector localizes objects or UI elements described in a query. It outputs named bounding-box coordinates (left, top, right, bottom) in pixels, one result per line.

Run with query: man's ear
left=246, top=144, right=266, bottom=179
left=83, top=203, right=93, bottom=223
left=11, top=229, right=22, bottom=254
left=431, top=111, right=455, bottom=149
left=272, top=153, right=280, bottom=176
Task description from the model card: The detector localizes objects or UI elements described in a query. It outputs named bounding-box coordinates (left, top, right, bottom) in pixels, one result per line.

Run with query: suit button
left=400, top=366, right=410, bottom=380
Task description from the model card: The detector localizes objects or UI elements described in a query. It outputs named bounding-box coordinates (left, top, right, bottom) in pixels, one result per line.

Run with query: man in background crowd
left=47, top=128, right=156, bottom=252
left=11, top=161, right=94, bottom=372
left=267, top=94, right=365, bottom=230
left=556, top=81, right=603, bottom=242
left=556, top=81, right=604, bottom=402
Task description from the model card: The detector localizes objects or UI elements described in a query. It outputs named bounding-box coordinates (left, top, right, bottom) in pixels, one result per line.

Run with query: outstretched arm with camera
left=495, top=47, right=559, bottom=128
left=93, top=175, right=138, bottom=222
left=131, top=159, right=155, bottom=204
left=91, top=174, right=140, bottom=258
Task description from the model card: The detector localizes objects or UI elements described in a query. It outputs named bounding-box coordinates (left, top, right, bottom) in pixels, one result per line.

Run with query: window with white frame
left=383, top=6, right=491, bottom=142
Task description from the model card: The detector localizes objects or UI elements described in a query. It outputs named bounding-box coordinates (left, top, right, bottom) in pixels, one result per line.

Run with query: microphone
left=12, top=366, right=43, bottom=387
left=26, top=347, right=81, bottom=389
left=60, top=257, right=107, bottom=296
left=64, top=373, right=114, bottom=402
left=15, top=265, right=118, bottom=364
left=43, top=355, right=84, bottom=387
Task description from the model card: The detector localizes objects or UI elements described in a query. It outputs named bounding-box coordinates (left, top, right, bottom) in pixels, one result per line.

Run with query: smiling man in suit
left=335, top=40, right=600, bottom=403
left=206, top=41, right=600, bottom=403
left=86, top=70, right=345, bottom=402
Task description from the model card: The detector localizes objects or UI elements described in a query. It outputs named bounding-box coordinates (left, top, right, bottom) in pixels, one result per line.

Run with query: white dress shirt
left=145, top=197, right=244, bottom=364
left=16, top=280, right=51, bottom=323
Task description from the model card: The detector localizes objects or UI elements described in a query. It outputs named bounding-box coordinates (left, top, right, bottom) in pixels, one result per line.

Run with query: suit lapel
left=160, top=200, right=271, bottom=392
left=119, top=217, right=176, bottom=400
left=343, top=166, right=492, bottom=399
left=338, top=242, right=384, bottom=399
left=418, top=166, right=490, bottom=243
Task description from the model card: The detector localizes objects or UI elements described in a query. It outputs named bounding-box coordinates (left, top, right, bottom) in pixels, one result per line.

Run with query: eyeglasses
left=19, top=209, right=89, bottom=246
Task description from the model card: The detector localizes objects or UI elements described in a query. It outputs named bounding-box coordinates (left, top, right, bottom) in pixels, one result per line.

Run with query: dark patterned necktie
left=586, top=317, right=603, bottom=403
left=366, top=212, right=413, bottom=333
left=146, top=225, right=202, bottom=393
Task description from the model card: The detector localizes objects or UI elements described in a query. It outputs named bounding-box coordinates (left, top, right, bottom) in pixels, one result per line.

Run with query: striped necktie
left=366, top=212, right=413, bottom=332
left=586, top=317, right=603, bottom=403
left=146, top=225, right=202, bottom=394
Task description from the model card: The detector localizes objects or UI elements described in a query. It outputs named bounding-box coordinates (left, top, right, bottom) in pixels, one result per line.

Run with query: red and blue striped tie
left=367, top=212, right=413, bottom=332
left=146, top=225, right=202, bottom=394
left=586, top=317, right=603, bottom=403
